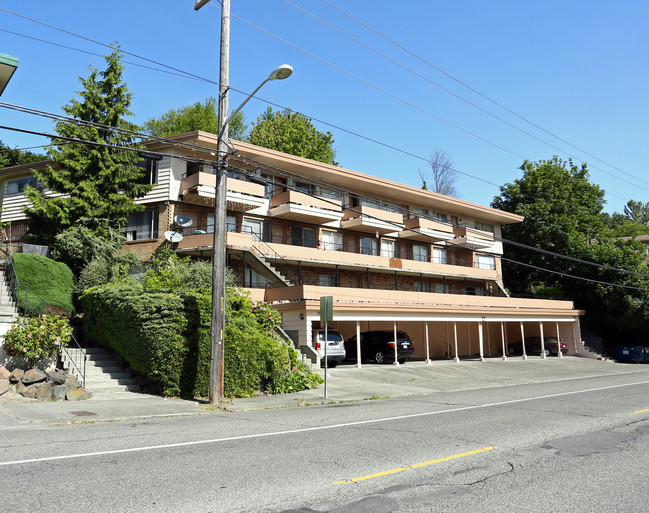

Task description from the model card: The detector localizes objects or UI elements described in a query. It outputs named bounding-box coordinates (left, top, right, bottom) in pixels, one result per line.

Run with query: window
left=474, top=221, right=494, bottom=233
left=360, top=197, right=381, bottom=209
left=292, top=180, right=313, bottom=194
left=226, top=215, right=237, bottom=233
left=432, top=247, right=447, bottom=264
left=136, top=159, right=159, bottom=185
left=318, top=187, right=344, bottom=202
left=412, top=244, right=429, bottom=262
left=292, top=226, right=316, bottom=247
left=381, top=239, right=397, bottom=258
left=360, top=236, right=378, bottom=256
left=475, top=254, right=496, bottom=270
left=262, top=173, right=275, bottom=199
left=435, top=283, right=450, bottom=294
left=243, top=218, right=263, bottom=241
left=7, top=177, right=38, bottom=194
left=466, top=286, right=485, bottom=296
left=321, top=230, right=342, bottom=251
left=125, top=209, right=158, bottom=241
left=430, top=212, right=448, bottom=223
left=319, top=274, right=338, bottom=287
left=244, top=267, right=267, bottom=287
left=414, top=282, right=430, bottom=292
left=411, top=206, right=428, bottom=218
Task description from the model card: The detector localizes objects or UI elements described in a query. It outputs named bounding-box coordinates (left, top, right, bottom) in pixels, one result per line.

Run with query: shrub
left=80, top=253, right=321, bottom=398
left=3, top=314, right=73, bottom=366
left=55, top=220, right=124, bottom=276
left=12, top=253, right=75, bottom=314
left=80, top=283, right=187, bottom=396
left=76, top=257, right=112, bottom=293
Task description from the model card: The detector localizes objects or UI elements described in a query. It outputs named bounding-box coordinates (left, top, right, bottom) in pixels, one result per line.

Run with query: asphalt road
left=3, top=369, right=649, bottom=512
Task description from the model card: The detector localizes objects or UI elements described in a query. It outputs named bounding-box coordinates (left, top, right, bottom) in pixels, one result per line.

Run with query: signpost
left=320, top=296, right=333, bottom=398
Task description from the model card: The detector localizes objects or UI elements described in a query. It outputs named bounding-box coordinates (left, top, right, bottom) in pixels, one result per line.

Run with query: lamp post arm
left=218, top=78, right=270, bottom=141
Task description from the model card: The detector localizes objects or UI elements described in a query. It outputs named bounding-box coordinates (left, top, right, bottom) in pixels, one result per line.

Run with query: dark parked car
left=345, top=330, right=415, bottom=364
left=508, top=337, right=567, bottom=356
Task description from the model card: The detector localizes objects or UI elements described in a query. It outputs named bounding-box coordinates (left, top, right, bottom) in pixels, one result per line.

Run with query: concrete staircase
left=62, top=347, right=141, bottom=395
left=0, top=269, right=18, bottom=339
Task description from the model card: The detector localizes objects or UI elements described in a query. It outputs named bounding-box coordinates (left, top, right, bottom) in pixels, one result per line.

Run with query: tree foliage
left=248, top=107, right=337, bottom=165
left=492, top=157, right=649, bottom=346
left=24, top=48, right=152, bottom=244
left=623, top=200, right=649, bottom=225
left=142, top=97, right=247, bottom=140
left=0, top=140, right=45, bottom=168
left=418, top=150, right=458, bottom=197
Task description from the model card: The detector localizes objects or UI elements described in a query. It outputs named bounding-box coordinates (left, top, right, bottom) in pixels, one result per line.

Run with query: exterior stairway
left=0, top=268, right=18, bottom=340
left=62, top=347, right=141, bottom=395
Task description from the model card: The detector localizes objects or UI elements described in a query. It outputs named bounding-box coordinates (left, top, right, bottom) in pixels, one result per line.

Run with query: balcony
left=400, top=217, right=455, bottom=243
left=268, top=190, right=343, bottom=224
left=341, top=205, right=403, bottom=235
left=181, top=172, right=266, bottom=212
left=452, top=224, right=496, bottom=250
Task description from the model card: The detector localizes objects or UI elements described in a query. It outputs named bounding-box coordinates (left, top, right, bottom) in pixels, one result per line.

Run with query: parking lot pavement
left=1, top=357, right=647, bottom=424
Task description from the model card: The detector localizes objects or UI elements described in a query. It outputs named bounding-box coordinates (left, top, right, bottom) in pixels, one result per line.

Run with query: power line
left=225, top=152, right=649, bottom=287
left=2, top=116, right=644, bottom=291
left=283, top=0, right=649, bottom=193
left=317, top=0, right=649, bottom=190
left=0, top=8, right=635, bottom=205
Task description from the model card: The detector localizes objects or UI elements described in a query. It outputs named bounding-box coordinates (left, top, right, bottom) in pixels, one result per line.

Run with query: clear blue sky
left=1, top=0, right=648, bottom=214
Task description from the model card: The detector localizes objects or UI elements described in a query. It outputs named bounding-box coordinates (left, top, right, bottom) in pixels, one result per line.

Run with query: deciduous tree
left=248, top=107, right=337, bottom=165
left=142, top=97, right=247, bottom=140
left=418, top=150, right=457, bottom=197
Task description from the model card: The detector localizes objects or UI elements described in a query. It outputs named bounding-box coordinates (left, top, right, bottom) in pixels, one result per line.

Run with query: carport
left=270, top=289, right=583, bottom=368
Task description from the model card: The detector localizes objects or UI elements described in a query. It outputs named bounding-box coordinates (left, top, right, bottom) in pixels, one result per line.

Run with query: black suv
left=345, top=330, right=415, bottom=364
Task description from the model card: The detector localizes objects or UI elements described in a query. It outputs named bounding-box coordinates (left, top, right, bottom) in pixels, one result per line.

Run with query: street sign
left=320, top=296, right=333, bottom=323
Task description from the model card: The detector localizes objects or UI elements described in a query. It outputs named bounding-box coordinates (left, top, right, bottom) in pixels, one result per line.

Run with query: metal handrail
left=3, top=253, right=86, bottom=387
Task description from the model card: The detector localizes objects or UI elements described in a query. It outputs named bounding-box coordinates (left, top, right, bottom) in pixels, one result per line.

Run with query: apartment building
left=0, top=131, right=583, bottom=362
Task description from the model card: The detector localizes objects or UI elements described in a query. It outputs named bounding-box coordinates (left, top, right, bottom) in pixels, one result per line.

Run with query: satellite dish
left=174, top=215, right=193, bottom=228
left=164, top=231, right=184, bottom=243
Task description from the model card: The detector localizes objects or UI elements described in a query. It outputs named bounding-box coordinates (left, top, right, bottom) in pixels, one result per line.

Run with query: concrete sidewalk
left=1, top=356, right=647, bottom=425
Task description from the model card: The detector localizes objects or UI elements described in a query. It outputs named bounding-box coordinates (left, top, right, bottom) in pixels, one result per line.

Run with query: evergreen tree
left=25, top=48, right=152, bottom=244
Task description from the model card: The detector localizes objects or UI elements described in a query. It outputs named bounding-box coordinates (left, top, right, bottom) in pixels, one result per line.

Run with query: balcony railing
left=230, top=271, right=499, bottom=296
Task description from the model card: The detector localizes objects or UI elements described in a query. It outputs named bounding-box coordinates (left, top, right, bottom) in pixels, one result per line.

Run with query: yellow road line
left=333, top=446, right=497, bottom=485
left=632, top=408, right=649, bottom=414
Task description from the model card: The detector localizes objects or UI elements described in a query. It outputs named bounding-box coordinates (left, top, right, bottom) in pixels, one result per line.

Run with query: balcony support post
left=242, top=252, right=247, bottom=287
left=501, top=322, right=507, bottom=361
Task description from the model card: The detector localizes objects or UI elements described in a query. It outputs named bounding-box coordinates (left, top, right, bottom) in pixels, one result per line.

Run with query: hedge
left=80, top=283, right=187, bottom=396
left=80, top=284, right=321, bottom=398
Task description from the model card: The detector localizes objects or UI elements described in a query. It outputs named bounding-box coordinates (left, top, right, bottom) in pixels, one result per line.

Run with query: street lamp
left=209, top=64, right=293, bottom=405
left=0, top=53, right=19, bottom=97
left=195, top=0, right=293, bottom=406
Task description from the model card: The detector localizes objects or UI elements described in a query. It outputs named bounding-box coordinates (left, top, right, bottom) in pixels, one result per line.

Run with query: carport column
left=556, top=322, right=563, bottom=358
left=500, top=322, right=507, bottom=361
left=520, top=322, right=527, bottom=360
left=393, top=321, right=399, bottom=366
left=539, top=322, right=546, bottom=359
left=453, top=321, right=460, bottom=363
left=355, top=321, right=362, bottom=368
left=478, top=319, right=485, bottom=361
left=425, top=321, right=431, bottom=364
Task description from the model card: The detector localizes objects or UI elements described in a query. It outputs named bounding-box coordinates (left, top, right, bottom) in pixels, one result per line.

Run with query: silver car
left=313, top=329, right=346, bottom=367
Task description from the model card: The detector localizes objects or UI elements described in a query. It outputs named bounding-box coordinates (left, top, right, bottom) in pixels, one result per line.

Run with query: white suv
left=313, top=329, right=346, bottom=367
